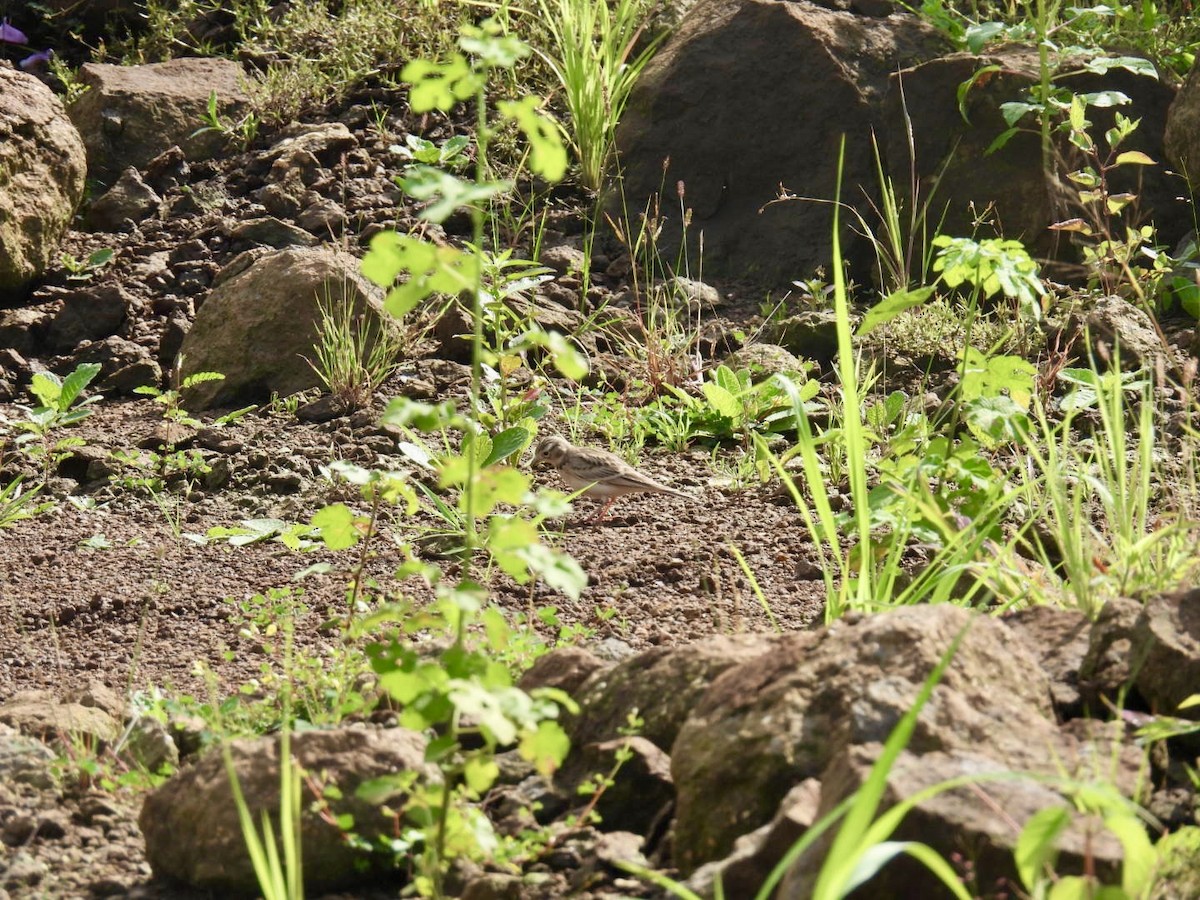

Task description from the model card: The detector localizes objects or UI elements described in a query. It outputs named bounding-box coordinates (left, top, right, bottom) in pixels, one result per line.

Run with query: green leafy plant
left=868, top=233, right=1042, bottom=445
left=116, top=368, right=249, bottom=538
left=134, top=365, right=251, bottom=429
left=1016, top=357, right=1200, bottom=614
left=391, top=133, right=471, bottom=171
left=277, top=26, right=586, bottom=895
left=636, top=364, right=821, bottom=452
left=206, top=518, right=322, bottom=551
left=360, top=586, right=574, bottom=897
left=192, top=89, right=260, bottom=147
left=1044, top=100, right=1166, bottom=310
left=1013, top=779, right=1158, bottom=900
left=60, top=248, right=114, bottom=281
left=0, top=475, right=52, bottom=529
left=764, top=146, right=1032, bottom=619
left=14, top=362, right=103, bottom=483
left=48, top=54, right=91, bottom=103
left=364, top=17, right=574, bottom=555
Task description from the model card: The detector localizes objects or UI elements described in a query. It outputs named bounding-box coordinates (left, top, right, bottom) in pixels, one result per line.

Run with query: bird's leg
left=591, top=497, right=616, bottom=523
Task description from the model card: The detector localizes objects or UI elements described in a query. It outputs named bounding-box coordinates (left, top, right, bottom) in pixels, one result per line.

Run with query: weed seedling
left=14, top=362, right=103, bottom=484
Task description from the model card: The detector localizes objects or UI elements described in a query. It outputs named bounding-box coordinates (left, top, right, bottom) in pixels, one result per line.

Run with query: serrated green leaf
left=497, top=96, right=568, bottom=182
left=311, top=503, right=360, bottom=550
left=519, top=720, right=570, bottom=776
left=402, top=55, right=484, bottom=113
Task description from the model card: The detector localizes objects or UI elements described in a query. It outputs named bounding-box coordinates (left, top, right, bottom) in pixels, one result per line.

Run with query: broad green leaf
left=481, top=606, right=511, bottom=651
left=56, top=364, right=101, bottom=412
left=448, top=681, right=517, bottom=745
left=984, top=125, right=1021, bottom=156
left=29, top=371, right=63, bottom=408
left=517, top=542, right=587, bottom=599
left=857, top=286, right=935, bottom=336
left=482, top=427, right=529, bottom=467
left=439, top=454, right=471, bottom=488
left=713, top=364, right=742, bottom=393
left=964, top=395, right=1030, bottom=444
left=964, top=26, right=1005, bottom=55
left=1077, top=89, right=1132, bottom=108
left=401, top=55, right=483, bottom=112
left=1016, top=805, right=1070, bottom=890
left=543, top=331, right=588, bottom=380
left=497, top=96, right=568, bottom=182
left=1069, top=94, right=1087, bottom=131
left=1067, top=168, right=1100, bottom=186
left=463, top=756, right=499, bottom=794
left=362, top=230, right=409, bottom=287
left=1115, top=150, right=1155, bottom=166
left=362, top=233, right=481, bottom=318
left=399, top=166, right=511, bottom=223
left=519, top=720, right=570, bottom=776
left=1081, top=56, right=1158, bottom=79
left=87, top=248, right=115, bottom=268
left=701, top=382, right=741, bottom=420
left=311, top=503, right=360, bottom=550
left=982, top=353, right=1036, bottom=408
left=379, top=668, right=430, bottom=706
left=1000, top=101, right=1039, bottom=127
left=1105, top=812, right=1155, bottom=893
left=382, top=396, right=461, bottom=431
left=1106, top=193, right=1135, bottom=214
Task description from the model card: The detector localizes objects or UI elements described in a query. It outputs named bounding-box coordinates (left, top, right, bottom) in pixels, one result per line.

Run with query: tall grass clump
left=1018, top=356, right=1200, bottom=615
left=531, top=0, right=665, bottom=192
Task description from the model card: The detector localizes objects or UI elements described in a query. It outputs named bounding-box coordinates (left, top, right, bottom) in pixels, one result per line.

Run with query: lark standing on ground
left=531, top=435, right=692, bottom=523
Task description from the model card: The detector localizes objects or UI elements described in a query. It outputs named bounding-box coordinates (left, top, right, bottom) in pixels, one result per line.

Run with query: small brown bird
left=531, top=435, right=691, bottom=523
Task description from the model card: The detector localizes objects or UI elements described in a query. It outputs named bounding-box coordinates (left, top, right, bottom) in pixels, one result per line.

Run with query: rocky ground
left=3, top=6, right=1200, bottom=897
left=0, top=71, right=841, bottom=896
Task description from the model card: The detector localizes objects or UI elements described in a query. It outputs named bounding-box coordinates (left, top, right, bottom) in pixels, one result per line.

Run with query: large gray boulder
left=616, top=0, right=1181, bottom=290
left=666, top=606, right=1144, bottom=891
left=140, top=726, right=433, bottom=894
left=68, top=57, right=251, bottom=185
left=615, top=0, right=948, bottom=289
left=178, top=246, right=392, bottom=409
left=0, top=68, right=88, bottom=299
left=1166, top=60, right=1200, bottom=188
left=1133, top=587, right=1200, bottom=718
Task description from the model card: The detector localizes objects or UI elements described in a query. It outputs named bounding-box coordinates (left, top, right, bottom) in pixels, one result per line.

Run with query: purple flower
left=0, top=18, right=28, bottom=44
left=19, top=49, right=53, bottom=70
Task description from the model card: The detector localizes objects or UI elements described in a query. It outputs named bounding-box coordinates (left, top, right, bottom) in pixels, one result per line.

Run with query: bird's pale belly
left=560, top=472, right=621, bottom=497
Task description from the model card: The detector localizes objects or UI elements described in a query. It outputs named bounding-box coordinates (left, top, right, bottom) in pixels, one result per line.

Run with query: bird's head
left=532, top=435, right=571, bottom=467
